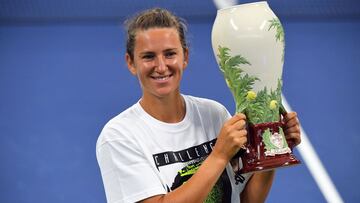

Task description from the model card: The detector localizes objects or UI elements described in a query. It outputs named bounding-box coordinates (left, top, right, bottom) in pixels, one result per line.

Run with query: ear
left=183, top=48, right=189, bottom=69
left=126, top=53, right=137, bottom=76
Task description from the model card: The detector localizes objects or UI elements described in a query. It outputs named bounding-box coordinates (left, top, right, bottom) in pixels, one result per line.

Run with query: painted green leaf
left=268, top=18, right=285, bottom=62
left=217, top=46, right=283, bottom=124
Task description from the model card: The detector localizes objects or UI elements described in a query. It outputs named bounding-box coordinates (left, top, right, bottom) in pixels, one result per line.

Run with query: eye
left=165, top=51, right=176, bottom=58
left=142, top=53, right=155, bottom=60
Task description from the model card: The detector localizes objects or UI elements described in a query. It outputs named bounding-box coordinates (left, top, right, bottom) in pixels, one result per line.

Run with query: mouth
left=151, top=74, right=173, bottom=81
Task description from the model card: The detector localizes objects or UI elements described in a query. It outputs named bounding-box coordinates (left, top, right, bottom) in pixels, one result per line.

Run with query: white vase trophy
left=211, top=1, right=300, bottom=173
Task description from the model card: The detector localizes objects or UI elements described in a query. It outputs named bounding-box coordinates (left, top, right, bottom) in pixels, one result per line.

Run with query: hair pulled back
left=125, top=8, right=188, bottom=60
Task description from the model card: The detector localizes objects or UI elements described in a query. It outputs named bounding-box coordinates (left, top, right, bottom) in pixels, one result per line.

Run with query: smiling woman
left=126, top=28, right=188, bottom=107
left=95, top=7, right=301, bottom=203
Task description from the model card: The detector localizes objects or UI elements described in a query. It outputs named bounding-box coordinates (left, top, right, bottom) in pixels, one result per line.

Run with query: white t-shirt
left=96, top=95, right=251, bottom=203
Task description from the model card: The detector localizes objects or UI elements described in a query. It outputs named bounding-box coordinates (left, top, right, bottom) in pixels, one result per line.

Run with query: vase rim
left=217, top=1, right=269, bottom=13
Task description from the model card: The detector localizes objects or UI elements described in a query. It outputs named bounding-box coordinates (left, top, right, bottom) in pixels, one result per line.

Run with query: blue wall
left=1, top=19, right=359, bottom=202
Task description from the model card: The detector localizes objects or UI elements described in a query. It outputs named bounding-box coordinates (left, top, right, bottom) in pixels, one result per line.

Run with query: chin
left=153, top=88, right=179, bottom=98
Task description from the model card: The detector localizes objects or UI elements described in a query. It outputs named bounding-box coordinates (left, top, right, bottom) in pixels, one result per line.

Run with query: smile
left=151, top=74, right=173, bottom=81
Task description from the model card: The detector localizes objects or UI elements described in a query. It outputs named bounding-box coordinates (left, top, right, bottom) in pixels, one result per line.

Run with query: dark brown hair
left=125, top=8, right=188, bottom=60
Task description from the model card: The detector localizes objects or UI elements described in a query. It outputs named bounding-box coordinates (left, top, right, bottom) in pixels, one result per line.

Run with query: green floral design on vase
left=217, top=46, right=259, bottom=114
left=217, top=46, right=283, bottom=124
left=268, top=18, right=285, bottom=62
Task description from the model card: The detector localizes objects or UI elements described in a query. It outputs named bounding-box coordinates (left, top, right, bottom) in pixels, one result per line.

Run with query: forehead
left=134, top=28, right=181, bottom=51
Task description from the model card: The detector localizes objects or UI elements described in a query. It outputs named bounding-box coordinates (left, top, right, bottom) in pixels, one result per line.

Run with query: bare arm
left=240, top=111, right=301, bottom=203
left=140, top=114, right=248, bottom=203
left=240, top=170, right=275, bottom=203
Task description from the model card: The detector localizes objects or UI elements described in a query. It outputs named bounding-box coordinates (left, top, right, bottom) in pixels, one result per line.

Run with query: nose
left=155, top=56, right=167, bottom=73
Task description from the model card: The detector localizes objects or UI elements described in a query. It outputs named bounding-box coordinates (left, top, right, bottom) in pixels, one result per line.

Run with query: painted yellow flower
left=269, top=100, right=278, bottom=109
left=246, top=91, right=257, bottom=100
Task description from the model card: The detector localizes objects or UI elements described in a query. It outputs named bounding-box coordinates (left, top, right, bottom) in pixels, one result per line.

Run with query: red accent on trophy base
left=239, top=121, right=300, bottom=174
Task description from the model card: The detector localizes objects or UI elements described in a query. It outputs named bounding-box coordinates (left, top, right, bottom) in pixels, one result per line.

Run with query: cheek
left=167, top=58, right=186, bottom=71
left=135, top=63, right=152, bottom=79
left=168, top=58, right=179, bottom=65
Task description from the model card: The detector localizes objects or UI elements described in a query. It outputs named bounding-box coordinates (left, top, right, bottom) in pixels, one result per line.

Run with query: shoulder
left=184, top=95, right=226, bottom=110
left=96, top=103, right=141, bottom=150
left=184, top=95, right=230, bottom=117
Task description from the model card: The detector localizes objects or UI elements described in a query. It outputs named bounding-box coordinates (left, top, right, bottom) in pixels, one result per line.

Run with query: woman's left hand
left=284, top=112, right=301, bottom=147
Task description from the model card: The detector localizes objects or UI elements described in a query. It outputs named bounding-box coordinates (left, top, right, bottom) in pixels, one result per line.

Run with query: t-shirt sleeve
left=214, top=101, right=231, bottom=124
left=96, top=126, right=166, bottom=203
left=220, top=104, right=232, bottom=122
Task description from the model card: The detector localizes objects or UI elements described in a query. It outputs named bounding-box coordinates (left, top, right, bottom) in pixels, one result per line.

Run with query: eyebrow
left=163, top=48, right=178, bottom=52
left=139, top=48, right=178, bottom=55
left=139, top=51, right=154, bottom=56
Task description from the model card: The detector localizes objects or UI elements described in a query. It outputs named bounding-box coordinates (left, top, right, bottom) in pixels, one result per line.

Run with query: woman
left=96, top=8, right=301, bottom=203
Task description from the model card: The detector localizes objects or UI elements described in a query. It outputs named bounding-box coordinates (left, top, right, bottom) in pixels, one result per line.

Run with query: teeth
left=153, top=75, right=169, bottom=80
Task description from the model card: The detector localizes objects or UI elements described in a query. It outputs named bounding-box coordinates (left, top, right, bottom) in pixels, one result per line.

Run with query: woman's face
left=126, top=28, right=188, bottom=99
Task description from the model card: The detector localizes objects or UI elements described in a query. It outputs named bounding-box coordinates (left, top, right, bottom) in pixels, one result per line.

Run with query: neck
left=140, top=92, right=185, bottom=123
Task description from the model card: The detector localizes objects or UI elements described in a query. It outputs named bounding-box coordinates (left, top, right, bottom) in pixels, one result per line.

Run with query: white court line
left=282, top=95, right=343, bottom=203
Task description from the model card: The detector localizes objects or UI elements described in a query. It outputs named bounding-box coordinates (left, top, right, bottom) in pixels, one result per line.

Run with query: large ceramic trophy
left=211, top=1, right=300, bottom=173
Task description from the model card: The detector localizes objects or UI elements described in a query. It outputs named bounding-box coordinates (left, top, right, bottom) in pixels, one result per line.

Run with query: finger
left=234, top=131, right=247, bottom=145
left=284, top=125, right=300, bottom=134
left=286, top=133, right=301, bottom=145
left=285, top=131, right=300, bottom=138
left=284, top=112, right=297, bottom=122
left=233, top=119, right=246, bottom=130
left=238, top=129, right=247, bottom=137
left=227, top=113, right=246, bottom=125
left=230, top=129, right=247, bottom=140
left=285, top=117, right=299, bottom=129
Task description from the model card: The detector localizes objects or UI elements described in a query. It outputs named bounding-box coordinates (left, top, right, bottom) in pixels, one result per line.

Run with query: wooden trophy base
left=239, top=121, right=300, bottom=174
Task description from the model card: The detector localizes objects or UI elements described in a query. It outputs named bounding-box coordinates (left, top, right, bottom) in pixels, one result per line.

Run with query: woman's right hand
left=141, top=114, right=248, bottom=203
left=212, top=113, right=247, bottom=163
